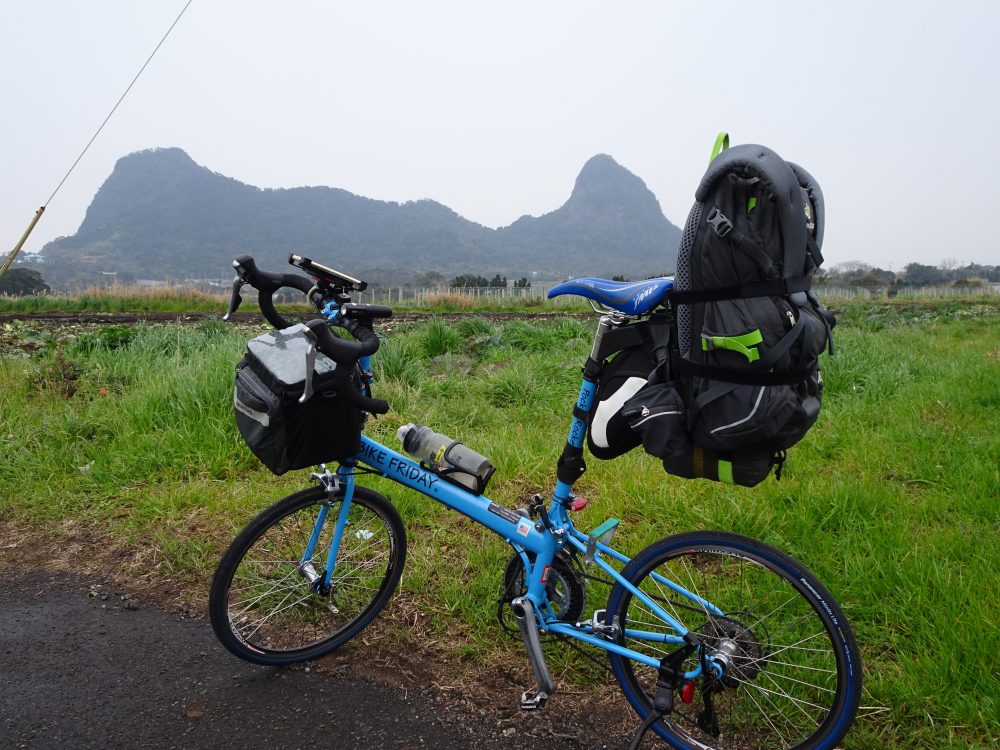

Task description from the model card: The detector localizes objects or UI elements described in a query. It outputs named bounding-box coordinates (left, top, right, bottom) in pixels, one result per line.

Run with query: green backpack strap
left=709, top=131, right=730, bottom=164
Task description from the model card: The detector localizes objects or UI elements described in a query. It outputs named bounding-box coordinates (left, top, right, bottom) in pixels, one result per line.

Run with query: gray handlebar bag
left=234, top=324, right=363, bottom=475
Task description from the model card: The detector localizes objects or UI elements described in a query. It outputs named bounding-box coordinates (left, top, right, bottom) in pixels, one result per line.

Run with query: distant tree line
left=0, top=269, right=50, bottom=296
left=449, top=274, right=530, bottom=288
left=8, top=258, right=998, bottom=299
left=817, top=261, right=1000, bottom=289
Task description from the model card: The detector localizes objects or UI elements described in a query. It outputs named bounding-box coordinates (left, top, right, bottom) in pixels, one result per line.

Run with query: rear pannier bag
left=662, top=447, right=775, bottom=487
left=621, top=378, right=691, bottom=460
left=585, top=138, right=834, bottom=487
left=587, top=345, right=657, bottom=460
left=234, top=324, right=363, bottom=475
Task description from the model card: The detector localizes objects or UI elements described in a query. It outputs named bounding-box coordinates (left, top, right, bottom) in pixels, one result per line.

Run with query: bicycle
left=209, top=253, right=862, bottom=750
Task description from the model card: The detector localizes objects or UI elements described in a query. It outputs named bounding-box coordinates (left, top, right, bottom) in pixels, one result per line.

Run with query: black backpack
left=589, top=137, right=834, bottom=486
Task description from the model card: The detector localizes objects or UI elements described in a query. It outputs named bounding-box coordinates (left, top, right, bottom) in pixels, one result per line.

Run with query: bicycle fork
left=299, top=466, right=354, bottom=597
left=510, top=596, right=555, bottom=710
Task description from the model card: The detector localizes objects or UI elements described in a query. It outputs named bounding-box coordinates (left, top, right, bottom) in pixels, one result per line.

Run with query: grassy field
left=1, top=301, right=998, bottom=748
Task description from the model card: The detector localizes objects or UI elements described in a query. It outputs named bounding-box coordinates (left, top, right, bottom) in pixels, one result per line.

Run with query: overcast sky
left=2, top=1, right=998, bottom=272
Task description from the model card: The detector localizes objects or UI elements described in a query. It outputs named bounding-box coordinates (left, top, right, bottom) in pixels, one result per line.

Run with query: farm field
left=1, top=299, right=998, bottom=749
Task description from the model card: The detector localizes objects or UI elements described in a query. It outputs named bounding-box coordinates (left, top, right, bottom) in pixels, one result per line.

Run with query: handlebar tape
left=346, top=386, right=390, bottom=415
left=233, top=256, right=389, bottom=415
left=341, top=303, right=393, bottom=320
left=304, top=319, right=380, bottom=363
left=232, top=256, right=388, bottom=414
left=304, top=320, right=389, bottom=414
left=234, top=255, right=315, bottom=329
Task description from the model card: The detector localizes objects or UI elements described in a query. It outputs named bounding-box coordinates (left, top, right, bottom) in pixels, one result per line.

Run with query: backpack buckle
left=706, top=208, right=733, bottom=237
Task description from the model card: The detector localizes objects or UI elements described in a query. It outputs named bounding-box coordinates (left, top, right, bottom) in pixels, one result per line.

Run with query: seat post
left=589, top=314, right=617, bottom=362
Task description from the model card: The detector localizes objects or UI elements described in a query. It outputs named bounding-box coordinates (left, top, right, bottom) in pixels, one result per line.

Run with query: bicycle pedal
left=587, top=609, right=620, bottom=639
left=520, top=689, right=548, bottom=710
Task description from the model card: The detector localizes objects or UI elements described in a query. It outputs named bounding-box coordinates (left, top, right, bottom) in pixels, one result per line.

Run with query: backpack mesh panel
left=675, top=201, right=702, bottom=357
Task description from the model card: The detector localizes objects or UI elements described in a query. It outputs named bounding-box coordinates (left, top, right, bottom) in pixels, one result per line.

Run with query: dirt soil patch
left=0, top=311, right=591, bottom=356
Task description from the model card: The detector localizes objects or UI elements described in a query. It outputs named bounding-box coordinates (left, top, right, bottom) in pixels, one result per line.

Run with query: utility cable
left=45, top=0, right=195, bottom=207
left=2, top=0, right=194, bottom=279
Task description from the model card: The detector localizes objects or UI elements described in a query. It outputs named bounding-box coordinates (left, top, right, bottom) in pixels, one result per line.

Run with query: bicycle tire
left=209, top=484, right=406, bottom=666
left=606, top=531, right=861, bottom=750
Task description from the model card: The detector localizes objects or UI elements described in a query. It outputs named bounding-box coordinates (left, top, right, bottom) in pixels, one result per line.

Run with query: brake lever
left=299, top=326, right=318, bottom=404
left=223, top=276, right=245, bottom=321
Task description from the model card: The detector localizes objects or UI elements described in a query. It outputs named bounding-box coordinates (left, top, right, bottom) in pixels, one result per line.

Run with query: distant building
left=17, top=252, right=46, bottom=264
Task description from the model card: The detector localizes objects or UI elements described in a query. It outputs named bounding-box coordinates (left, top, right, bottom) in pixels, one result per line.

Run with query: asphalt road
left=0, top=571, right=637, bottom=750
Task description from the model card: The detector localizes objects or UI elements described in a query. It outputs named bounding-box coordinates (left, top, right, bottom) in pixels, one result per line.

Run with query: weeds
left=374, top=337, right=426, bottom=387
left=420, top=319, right=464, bottom=357
left=422, top=291, right=476, bottom=311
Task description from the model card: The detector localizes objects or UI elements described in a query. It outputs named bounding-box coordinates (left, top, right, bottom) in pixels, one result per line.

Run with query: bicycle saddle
left=547, top=277, right=674, bottom=315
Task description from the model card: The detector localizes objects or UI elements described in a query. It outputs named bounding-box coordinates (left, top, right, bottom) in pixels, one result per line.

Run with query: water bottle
left=396, top=424, right=495, bottom=494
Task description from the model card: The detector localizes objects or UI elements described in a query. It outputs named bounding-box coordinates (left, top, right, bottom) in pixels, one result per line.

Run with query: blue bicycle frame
left=304, top=320, right=723, bottom=680
left=214, top=263, right=861, bottom=750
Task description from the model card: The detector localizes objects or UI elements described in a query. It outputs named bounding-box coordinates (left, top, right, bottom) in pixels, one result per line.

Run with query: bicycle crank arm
left=511, top=597, right=555, bottom=709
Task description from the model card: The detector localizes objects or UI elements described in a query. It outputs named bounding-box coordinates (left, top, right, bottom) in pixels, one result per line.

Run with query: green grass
left=1, top=303, right=998, bottom=748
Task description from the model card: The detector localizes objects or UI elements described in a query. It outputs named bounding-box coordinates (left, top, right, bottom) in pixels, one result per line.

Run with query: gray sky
left=2, top=1, right=998, bottom=271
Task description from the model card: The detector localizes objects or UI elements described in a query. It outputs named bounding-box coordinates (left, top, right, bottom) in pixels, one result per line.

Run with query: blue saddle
left=547, top=277, right=674, bottom=315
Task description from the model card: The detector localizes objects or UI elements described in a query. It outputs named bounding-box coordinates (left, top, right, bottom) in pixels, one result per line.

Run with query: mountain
left=40, top=148, right=680, bottom=286
left=498, top=154, right=680, bottom=274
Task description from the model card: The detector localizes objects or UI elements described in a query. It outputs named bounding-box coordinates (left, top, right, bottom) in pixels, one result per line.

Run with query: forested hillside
left=39, top=148, right=680, bottom=287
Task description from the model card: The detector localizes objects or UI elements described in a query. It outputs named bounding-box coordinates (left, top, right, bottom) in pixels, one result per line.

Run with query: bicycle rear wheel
left=606, top=531, right=861, bottom=750
left=209, top=484, right=406, bottom=666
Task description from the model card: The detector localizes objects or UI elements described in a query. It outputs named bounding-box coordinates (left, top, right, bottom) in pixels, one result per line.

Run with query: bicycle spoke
left=647, top=567, right=688, bottom=629
left=728, top=689, right=781, bottom=744
left=756, top=658, right=837, bottom=675
left=230, top=581, right=305, bottom=617
left=242, top=587, right=312, bottom=641
left=742, top=684, right=790, bottom=747
left=608, top=536, right=859, bottom=750
left=757, top=669, right=828, bottom=725
left=740, top=631, right=832, bottom=671
left=740, top=681, right=829, bottom=714
left=678, top=555, right=714, bottom=622
left=214, top=493, right=403, bottom=657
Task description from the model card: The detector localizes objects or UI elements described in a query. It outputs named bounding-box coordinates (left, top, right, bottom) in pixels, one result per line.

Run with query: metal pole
left=0, top=207, right=46, bottom=279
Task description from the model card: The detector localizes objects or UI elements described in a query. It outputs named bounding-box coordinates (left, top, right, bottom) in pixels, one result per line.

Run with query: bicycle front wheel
left=209, top=484, right=406, bottom=666
left=607, top=531, right=861, bottom=750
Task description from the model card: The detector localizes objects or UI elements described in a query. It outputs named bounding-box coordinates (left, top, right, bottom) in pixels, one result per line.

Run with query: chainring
left=501, top=551, right=586, bottom=625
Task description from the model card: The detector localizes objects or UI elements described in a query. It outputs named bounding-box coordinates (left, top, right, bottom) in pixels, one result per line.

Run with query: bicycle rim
left=608, top=532, right=861, bottom=750
left=213, top=486, right=404, bottom=663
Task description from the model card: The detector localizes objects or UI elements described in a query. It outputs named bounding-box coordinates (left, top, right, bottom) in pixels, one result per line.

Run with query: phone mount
left=289, top=254, right=367, bottom=292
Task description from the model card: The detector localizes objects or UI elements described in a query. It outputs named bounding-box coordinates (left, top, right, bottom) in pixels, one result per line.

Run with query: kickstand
left=626, top=640, right=695, bottom=749
left=626, top=707, right=663, bottom=750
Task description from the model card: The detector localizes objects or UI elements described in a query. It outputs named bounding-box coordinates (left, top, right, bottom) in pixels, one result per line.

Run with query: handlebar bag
left=233, top=324, right=363, bottom=475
